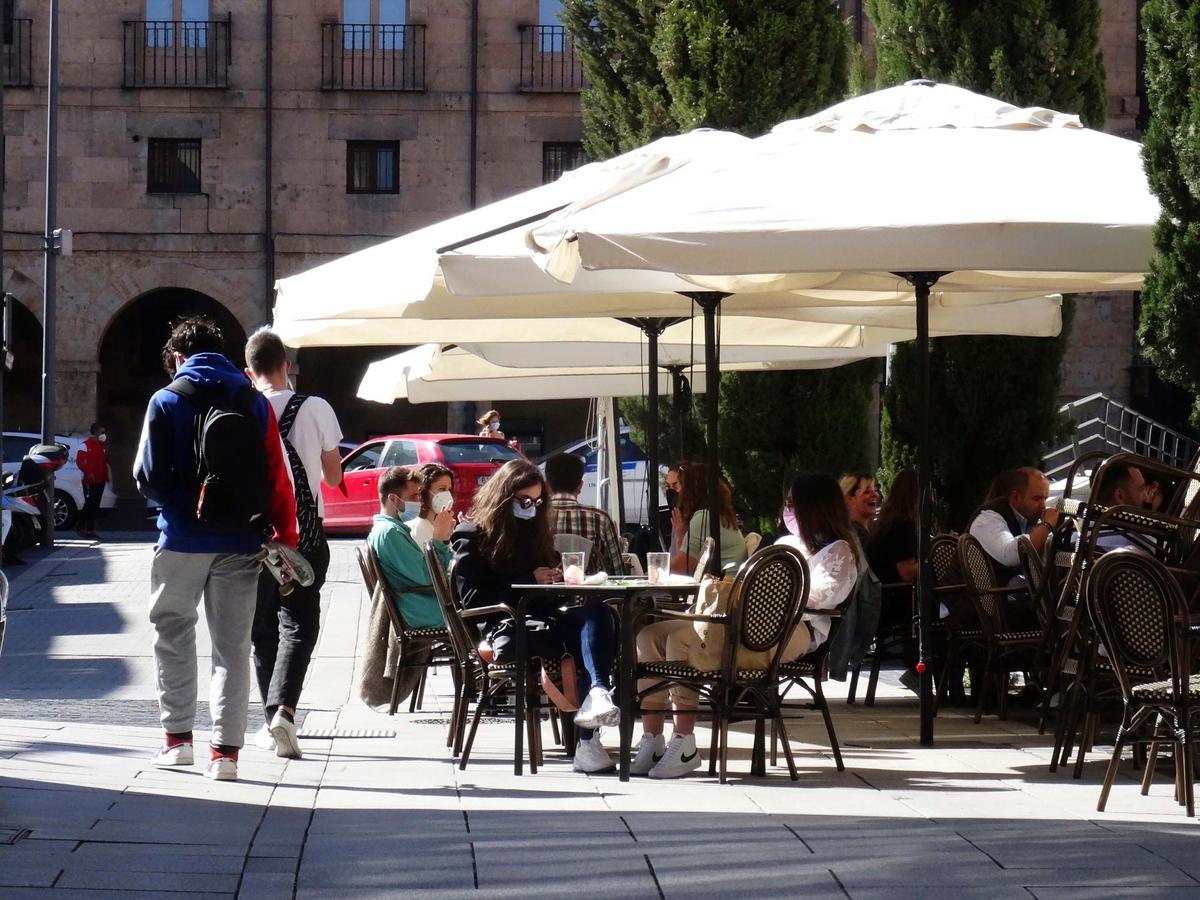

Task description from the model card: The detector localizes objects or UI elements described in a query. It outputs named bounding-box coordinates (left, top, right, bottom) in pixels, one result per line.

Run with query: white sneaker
left=574, top=686, right=620, bottom=729
left=572, top=732, right=615, bottom=773
left=254, top=724, right=277, bottom=752
left=649, top=733, right=702, bottom=779
left=205, top=756, right=238, bottom=781
left=269, top=711, right=302, bottom=760
left=151, top=742, right=193, bottom=767
left=629, top=732, right=666, bottom=776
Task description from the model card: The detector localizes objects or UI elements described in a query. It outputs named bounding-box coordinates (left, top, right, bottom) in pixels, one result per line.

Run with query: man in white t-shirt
left=244, top=327, right=344, bottom=759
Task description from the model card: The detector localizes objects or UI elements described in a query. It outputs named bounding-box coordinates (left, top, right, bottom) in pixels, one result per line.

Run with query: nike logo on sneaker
left=652, top=752, right=663, bottom=762
left=681, top=749, right=698, bottom=763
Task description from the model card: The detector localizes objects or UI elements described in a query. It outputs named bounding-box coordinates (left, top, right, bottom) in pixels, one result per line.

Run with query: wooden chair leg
left=389, top=665, right=403, bottom=717
left=774, top=713, right=798, bottom=781
left=847, top=661, right=860, bottom=705
left=1142, top=738, right=1161, bottom=796
left=769, top=717, right=778, bottom=767
left=1097, top=714, right=1131, bottom=812
left=719, top=716, right=730, bottom=785
left=549, top=709, right=562, bottom=747
left=815, top=680, right=844, bottom=772
left=865, top=649, right=883, bottom=707
left=460, top=688, right=490, bottom=770
left=708, top=712, right=719, bottom=776
left=409, top=665, right=426, bottom=713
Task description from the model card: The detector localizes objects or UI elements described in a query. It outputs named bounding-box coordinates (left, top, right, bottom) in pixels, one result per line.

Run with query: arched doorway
left=98, top=288, right=246, bottom=497
left=3, top=297, right=43, bottom=433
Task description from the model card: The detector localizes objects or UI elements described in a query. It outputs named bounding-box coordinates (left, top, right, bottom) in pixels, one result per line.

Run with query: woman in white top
left=774, top=473, right=860, bottom=652
left=407, top=463, right=456, bottom=548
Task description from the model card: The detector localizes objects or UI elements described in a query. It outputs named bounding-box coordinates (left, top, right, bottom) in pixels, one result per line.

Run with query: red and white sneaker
left=152, top=742, right=194, bottom=767
left=205, top=755, right=238, bottom=781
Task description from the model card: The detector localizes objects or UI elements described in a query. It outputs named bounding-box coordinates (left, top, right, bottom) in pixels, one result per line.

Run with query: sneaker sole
left=205, top=767, right=237, bottom=781
left=649, top=756, right=703, bottom=779
left=151, top=755, right=193, bottom=768
left=572, top=761, right=616, bottom=774
left=271, top=725, right=302, bottom=760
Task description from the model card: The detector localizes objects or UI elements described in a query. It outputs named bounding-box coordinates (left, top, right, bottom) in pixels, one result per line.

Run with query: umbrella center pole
left=680, top=292, right=729, bottom=576
left=896, top=270, right=947, bottom=748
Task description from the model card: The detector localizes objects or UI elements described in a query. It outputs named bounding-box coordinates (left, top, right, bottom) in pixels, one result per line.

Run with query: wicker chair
left=1086, top=548, right=1198, bottom=816
left=355, top=544, right=453, bottom=718
left=424, top=544, right=566, bottom=774
left=637, top=544, right=811, bottom=783
left=930, top=534, right=981, bottom=706
left=957, top=534, right=1042, bottom=723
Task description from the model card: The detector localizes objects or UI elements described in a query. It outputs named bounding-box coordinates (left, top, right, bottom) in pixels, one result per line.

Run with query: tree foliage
left=1137, top=1, right=1200, bottom=425
left=867, top=0, right=1101, bottom=528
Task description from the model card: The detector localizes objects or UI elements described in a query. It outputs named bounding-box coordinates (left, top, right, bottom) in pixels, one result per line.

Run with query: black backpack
left=166, top=377, right=270, bottom=535
left=278, top=394, right=323, bottom=556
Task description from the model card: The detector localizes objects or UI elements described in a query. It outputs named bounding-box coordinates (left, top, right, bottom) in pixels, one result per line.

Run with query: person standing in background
left=76, top=422, right=110, bottom=540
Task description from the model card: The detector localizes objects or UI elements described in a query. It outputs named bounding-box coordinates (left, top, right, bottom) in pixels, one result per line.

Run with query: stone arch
left=97, top=287, right=248, bottom=497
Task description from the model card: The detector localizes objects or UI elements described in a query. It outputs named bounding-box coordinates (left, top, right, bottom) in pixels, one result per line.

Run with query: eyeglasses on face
left=513, top=496, right=544, bottom=510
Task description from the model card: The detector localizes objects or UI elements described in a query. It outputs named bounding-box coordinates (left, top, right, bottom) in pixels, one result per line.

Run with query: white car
left=539, top=428, right=666, bottom=528
left=3, top=432, right=117, bottom=531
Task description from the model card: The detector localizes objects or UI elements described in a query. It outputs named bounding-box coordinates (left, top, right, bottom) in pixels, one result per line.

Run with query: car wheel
left=54, top=490, right=77, bottom=531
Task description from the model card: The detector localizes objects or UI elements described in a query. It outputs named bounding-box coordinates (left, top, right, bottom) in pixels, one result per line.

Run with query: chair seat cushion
left=1131, top=674, right=1200, bottom=701
left=995, top=630, right=1042, bottom=644
left=640, top=660, right=775, bottom=682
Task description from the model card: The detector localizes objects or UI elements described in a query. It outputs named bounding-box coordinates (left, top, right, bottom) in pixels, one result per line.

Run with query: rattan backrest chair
left=357, top=543, right=408, bottom=637
left=1085, top=548, right=1187, bottom=703
left=719, top=544, right=810, bottom=682
left=929, top=534, right=960, bottom=587
left=957, top=533, right=1008, bottom=639
left=423, top=544, right=476, bottom=667
left=1016, top=534, right=1051, bottom=628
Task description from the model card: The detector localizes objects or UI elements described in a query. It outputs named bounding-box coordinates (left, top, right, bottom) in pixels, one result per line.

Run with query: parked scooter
left=3, top=443, right=68, bottom=560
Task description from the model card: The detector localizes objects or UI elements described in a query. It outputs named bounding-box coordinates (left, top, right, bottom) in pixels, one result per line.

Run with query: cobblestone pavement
left=0, top=536, right=1197, bottom=899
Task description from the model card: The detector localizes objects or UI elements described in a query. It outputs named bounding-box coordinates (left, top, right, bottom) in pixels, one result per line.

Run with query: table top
left=512, top=576, right=699, bottom=594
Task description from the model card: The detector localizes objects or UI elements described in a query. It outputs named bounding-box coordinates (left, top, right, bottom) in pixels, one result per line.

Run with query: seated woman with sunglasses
left=450, top=459, right=620, bottom=774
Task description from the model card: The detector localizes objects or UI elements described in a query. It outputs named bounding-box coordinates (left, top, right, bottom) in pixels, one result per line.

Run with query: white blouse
left=406, top=515, right=435, bottom=548
left=775, top=536, right=859, bottom=650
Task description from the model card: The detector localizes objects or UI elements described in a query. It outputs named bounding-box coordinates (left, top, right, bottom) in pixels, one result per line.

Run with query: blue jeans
left=562, top=598, right=616, bottom=740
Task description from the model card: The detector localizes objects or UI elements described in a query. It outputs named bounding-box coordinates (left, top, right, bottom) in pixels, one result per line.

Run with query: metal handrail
left=518, top=25, right=584, bottom=92
left=122, top=15, right=232, bottom=88
left=320, top=23, right=426, bottom=91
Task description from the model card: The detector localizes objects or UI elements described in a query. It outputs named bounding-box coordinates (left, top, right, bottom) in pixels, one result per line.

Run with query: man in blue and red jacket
left=134, top=316, right=297, bottom=782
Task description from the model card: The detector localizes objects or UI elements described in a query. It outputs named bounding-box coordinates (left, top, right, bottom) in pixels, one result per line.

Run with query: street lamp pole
left=39, top=0, right=59, bottom=546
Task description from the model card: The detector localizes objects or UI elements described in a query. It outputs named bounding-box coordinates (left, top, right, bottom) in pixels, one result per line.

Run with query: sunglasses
left=513, top=496, right=544, bottom=510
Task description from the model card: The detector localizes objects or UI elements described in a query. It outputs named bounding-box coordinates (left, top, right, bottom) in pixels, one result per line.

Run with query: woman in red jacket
left=76, top=422, right=109, bottom=539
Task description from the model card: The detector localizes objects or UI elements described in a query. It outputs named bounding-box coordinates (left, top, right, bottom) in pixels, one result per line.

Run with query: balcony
left=3, top=18, right=31, bottom=87
left=321, top=23, right=426, bottom=91
left=518, top=25, right=584, bottom=93
left=122, top=15, right=231, bottom=89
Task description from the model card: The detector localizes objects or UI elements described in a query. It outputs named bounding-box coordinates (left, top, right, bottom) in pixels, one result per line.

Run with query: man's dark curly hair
left=162, top=315, right=224, bottom=374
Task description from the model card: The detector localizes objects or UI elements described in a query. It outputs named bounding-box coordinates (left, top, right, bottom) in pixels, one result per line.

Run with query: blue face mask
left=401, top=500, right=421, bottom=522
left=512, top=500, right=538, bottom=520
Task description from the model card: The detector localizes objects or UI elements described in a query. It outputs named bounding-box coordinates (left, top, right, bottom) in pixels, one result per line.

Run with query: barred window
left=347, top=140, right=399, bottom=194
left=542, top=141, right=588, bottom=184
left=147, top=138, right=201, bottom=194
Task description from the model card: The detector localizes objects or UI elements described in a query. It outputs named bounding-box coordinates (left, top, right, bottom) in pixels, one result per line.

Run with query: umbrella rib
left=435, top=204, right=570, bottom=254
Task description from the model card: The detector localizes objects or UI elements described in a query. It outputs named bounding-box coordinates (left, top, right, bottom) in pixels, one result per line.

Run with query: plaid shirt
left=550, top=493, right=626, bottom=576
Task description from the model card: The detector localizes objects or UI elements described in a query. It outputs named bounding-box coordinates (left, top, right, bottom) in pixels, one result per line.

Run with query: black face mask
left=665, top=488, right=679, bottom=509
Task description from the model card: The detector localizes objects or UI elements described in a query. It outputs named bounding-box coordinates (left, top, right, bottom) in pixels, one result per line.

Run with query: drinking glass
left=562, top=552, right=586, bottom=585
left=647, top=552, right=670, bottom=585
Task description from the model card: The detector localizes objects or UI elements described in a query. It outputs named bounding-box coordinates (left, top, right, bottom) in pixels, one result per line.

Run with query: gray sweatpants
left=149, top=547, right=259, bottom=748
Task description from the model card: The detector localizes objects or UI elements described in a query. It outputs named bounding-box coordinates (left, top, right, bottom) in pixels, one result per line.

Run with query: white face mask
left=431, top=491, right=453, bottom=514
left=488, top=421, right=500, bottom=432
left=97, top=433, right=107, bottom=444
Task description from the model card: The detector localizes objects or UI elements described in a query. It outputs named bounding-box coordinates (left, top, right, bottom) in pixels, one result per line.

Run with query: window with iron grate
left=542, top=141, right=587, bottom=184
left=147, top=138, right=202, bottom=194
left=347, top=140, right=400, bottom=194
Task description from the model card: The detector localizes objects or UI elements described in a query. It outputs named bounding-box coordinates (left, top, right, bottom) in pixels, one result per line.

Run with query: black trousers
left=80, top=483, right=105, bottom=532
left=252, top=535, right=331, bottom=718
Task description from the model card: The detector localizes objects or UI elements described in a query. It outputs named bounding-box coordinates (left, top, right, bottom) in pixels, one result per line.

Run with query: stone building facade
left=0, top=0, right=1163, bottom=497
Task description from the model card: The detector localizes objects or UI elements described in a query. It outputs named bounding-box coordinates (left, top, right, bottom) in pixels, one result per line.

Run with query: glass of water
left=647, top=552, right=670, bottom=585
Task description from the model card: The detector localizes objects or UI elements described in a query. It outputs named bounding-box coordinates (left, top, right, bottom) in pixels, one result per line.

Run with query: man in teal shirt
left=368, top=466, right=454, bottom=628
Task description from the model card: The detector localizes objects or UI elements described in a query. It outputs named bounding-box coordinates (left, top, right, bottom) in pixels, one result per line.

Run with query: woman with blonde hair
left=477, top=409, right=504, bottom=439
left=450, top=459, right=619, bottom=773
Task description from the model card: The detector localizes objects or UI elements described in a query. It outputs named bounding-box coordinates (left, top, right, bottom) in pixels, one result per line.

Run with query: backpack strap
left=278, top=394, right=309, bottom=441
left=166, top=377, right=258, bottom=414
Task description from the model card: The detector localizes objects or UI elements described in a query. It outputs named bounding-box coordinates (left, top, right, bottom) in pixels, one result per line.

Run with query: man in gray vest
left=968, top=467, right=1059, bottom=583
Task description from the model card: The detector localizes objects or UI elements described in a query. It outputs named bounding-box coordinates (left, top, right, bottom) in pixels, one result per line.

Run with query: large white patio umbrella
left=527, top=80, right=1161, bottom=745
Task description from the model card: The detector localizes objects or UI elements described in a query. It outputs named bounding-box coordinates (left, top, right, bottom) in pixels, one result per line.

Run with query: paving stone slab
left=55, top=868, right=241, bottom=893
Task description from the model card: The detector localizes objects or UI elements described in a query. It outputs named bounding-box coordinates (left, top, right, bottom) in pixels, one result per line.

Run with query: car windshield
left=439, top=440, right=521, bottom=465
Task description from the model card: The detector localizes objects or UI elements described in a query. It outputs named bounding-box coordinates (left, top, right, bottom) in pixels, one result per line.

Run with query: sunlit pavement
left=0, top=537, right=1197, bottom=899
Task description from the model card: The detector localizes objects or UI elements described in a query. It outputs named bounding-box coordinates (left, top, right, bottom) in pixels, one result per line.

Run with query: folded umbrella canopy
left=527, top=80, right=1160, bottom=746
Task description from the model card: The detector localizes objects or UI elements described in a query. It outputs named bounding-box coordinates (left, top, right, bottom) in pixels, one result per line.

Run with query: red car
left=322, top=433, right=523, bottom=532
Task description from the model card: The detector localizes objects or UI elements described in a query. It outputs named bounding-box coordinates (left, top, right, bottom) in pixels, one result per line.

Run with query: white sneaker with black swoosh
left=649, top=733, right=702, bottom=779
left=629, top=732, right=666, bottom=776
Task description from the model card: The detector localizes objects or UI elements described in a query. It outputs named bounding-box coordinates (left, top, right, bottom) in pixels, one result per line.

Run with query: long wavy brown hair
left=788, top=473, right=860, bottom=561
left=469, top=459, right=557, bottom=571
left=872, top=467, right=918, bottom=541
left=678, top=462, right=737, bottom=529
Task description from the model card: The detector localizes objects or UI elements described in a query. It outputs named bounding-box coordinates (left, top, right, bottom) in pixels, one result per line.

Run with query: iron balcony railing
left=122, top=14, right=232, bottom=88
left=3, top=18, right=32, bottom=87
left=518, top=25, right=584, bottom=92
left=321, top=23, right=426, bottom=91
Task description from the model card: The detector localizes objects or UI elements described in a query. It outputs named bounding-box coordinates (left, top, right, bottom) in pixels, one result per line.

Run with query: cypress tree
left=1137, top=1, right=1200, bottom=424
left=867, top=0, right=1103, bottom=527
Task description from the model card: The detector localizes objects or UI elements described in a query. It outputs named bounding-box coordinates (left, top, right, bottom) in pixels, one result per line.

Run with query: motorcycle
left=3, top=443, right=68, bottom=560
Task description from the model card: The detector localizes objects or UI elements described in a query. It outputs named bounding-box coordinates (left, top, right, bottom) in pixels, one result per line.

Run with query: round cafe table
left=511, top=575, right=700, bottom=781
